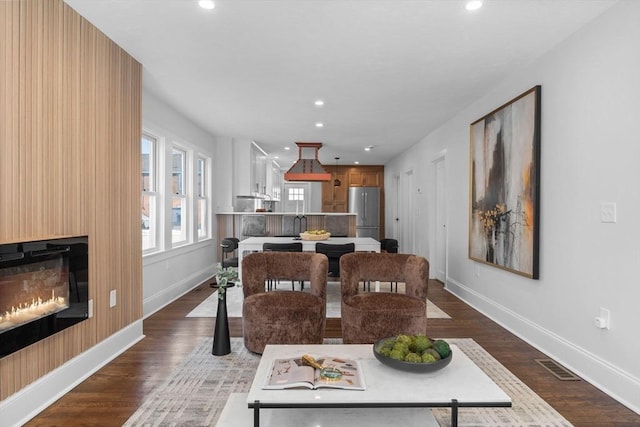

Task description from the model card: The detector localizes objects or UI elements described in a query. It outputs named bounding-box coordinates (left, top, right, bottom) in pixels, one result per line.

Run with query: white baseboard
left=142, top=266, right=215, bottom=318
left=0, top=320, right=144, bottom=427
left=445, top=277, right=640, bottom=416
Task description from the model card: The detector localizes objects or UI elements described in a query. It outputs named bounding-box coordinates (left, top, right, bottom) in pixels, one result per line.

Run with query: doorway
left=399, top=169, right=415, bottom=254
left=282, top=183, right=310, bottom=214
left=432, top=152, right=447, bottom=282
left=392, top=175, right=400, bottom=239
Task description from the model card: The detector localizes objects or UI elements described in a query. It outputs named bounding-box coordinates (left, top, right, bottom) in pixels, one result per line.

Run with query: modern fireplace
left=0, top=236, right=89, bottom=358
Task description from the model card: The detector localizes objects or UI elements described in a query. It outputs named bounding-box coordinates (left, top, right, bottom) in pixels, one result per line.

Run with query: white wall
left=142, top=89, right=217, bottom=316
left=232, top=138, right=253, bottom=197
left=216, top=136, right=234, bottom=212
left=386, top=1, right=640, bottom=414
left=309, top=182, right=323, bottom=212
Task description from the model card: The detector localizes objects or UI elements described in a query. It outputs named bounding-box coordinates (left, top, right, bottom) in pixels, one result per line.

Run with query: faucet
left=263, top=194, right=273, bottom=212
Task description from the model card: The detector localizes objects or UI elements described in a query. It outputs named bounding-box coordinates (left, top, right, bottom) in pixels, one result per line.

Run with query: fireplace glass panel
left=0, top=236, right=89, bottom=358
left=0, top=256, right=69, bottom=333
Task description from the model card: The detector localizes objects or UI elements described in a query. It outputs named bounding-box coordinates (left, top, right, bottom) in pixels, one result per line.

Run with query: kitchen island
left=216, top=213, right=357, bottom=243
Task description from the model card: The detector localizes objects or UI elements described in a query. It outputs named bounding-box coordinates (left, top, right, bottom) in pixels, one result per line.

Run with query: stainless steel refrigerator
left=348, top=187, right=380, bottom=239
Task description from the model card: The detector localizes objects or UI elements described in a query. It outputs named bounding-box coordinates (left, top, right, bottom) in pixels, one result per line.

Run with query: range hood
left=284, top=142, right=331, bottom=182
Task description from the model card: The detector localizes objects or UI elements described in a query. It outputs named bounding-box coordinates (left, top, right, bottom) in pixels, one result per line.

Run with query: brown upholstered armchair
left=242, top=252, right=328, bottom=354
left=340, top=252, right=429, bottom=344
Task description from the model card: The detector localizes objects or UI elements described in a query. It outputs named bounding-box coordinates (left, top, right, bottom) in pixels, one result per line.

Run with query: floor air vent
left=535, top=359, right=581, bottom=381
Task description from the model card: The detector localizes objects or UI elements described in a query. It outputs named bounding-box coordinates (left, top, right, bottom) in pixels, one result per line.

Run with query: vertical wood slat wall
left=0, top=0, right=142, bottom=399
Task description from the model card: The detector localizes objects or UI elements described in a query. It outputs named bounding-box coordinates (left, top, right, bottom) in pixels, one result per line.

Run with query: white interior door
left=282, top=183, right=310, bottom=214
left=399, top=170, right=415, bottom=254
left=392, top=175, right=400, bottom=239
left=433, top=155, right=447, bottom=282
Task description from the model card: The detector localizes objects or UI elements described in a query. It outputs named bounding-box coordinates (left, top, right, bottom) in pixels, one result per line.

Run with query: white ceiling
left=64, top=0, right=616, bottom=167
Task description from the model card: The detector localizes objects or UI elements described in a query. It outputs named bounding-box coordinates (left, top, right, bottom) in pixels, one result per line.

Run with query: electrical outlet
left=600, top=202, right=616, bottom=223
left=109, top=289, right=117, bottom=308
left=88, top=299, right=94, bottom=318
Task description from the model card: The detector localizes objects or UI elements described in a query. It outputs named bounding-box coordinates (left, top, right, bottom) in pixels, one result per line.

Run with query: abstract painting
left=469, top=86, right=541, bottom=279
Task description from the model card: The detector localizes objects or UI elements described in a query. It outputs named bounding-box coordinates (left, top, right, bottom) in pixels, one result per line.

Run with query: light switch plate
left=109, top=289, right=117, bottom=308
left=600, top=202, right=616, bottom=223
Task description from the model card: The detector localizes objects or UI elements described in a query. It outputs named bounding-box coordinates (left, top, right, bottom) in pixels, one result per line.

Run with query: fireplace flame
left=0, top=290, right=69, bottom=332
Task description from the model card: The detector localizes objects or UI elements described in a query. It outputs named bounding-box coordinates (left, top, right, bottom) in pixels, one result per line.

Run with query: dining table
left=236, top=236, right=381, bottom=284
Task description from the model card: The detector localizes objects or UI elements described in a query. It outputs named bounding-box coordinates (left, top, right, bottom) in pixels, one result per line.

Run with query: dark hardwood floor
left=25, top=280, right=640, bottom=427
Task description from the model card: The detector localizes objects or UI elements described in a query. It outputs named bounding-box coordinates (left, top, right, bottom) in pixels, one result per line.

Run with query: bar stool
left=220, top=237, right=239, bottom=268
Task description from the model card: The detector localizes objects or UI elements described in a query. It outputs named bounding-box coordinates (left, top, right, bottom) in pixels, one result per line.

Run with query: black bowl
left=373, top=337, right=453, bottom=373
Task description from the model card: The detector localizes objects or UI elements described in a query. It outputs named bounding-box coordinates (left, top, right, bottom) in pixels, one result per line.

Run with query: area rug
left=123, top=338, right=573, bottom=427
left=186, top=282, right=451, bottom=319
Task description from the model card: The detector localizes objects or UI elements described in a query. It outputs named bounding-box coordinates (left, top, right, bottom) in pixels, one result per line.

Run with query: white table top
left=247, top=343, right=511, bottom=407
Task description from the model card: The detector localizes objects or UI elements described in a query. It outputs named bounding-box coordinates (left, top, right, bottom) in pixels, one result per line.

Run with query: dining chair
left=314, top=242, right=355, bottom=277
left=262, top=242, right=303, bottom=290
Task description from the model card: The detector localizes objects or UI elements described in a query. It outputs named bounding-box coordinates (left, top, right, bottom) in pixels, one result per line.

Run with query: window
left=287, top=186, right=306, bottom=215
left=196, top=156, right=209, bottom=240
left=141, top=134, right=159, bottom=252
left=171, top=147, right=187, bottom=245
left=141, top=130, right=212, bottom=254
left=288, top=187, right=305, bottom=201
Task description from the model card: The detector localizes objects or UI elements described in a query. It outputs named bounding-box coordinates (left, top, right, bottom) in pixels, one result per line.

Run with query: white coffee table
left=217, top=392, right=439, bottom=426
left=244, top=343, right=511, bottom=427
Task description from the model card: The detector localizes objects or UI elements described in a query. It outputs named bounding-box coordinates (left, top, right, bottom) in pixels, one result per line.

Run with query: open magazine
left=263, top=356, right=366, bottom=390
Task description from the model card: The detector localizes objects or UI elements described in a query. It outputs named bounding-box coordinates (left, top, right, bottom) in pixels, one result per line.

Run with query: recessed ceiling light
left=354, top=161, right=360, bottom=165
left=315, top=122, right=324, bottom=128
left=284, top=146, right=290, bottom=150
left=364, top=145, right=373, bottom=152
left=198, top=0, right=215, bottom=10
left=314, top=100, right=324, bottom=107
left=465, top=1, right=482, bottom=11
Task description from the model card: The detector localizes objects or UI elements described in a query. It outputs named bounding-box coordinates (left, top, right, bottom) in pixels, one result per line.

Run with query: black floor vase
left=212, top=293, right=231, bottom=356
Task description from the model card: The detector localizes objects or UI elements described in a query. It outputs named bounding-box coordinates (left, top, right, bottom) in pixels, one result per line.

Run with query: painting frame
left=468, top=86, right=541, bottom=279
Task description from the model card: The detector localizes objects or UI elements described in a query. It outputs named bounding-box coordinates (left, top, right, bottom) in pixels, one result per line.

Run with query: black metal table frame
left=249, top=398, right=512, bottom=427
